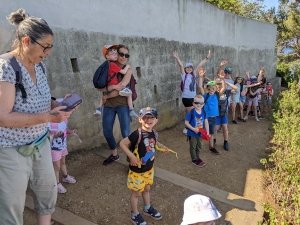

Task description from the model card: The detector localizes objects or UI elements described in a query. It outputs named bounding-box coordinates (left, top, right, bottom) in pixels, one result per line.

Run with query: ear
left=23, top=37, right=30, bottom=46
left=138, top=117, right=143, bottom=123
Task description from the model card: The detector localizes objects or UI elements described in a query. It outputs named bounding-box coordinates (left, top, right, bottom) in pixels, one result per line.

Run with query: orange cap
left=102, top=44, right=119, bottom=58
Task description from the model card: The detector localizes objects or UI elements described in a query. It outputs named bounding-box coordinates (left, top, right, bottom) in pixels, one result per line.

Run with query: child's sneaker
left=57, top=183, right=67, bottom=194
left=129, top=109, right=139, bottom=118
left=62, top=175, right=76, bottom=184
left=255, top=117, right=260, bottom=122
left=93, top=107, right=102, bottom=117
left=258, top=116, right=265, bottom=119
left=119, top=87, right=132, bottom=96
left=243, top=116, right=248, bottom=120
left=209, top=148, right=220, bottom=155
left=197, top=158, right=206, bottom=167
left=143, top=206, right=162, bottom=220
left=131, top=213, right=147, bottom=225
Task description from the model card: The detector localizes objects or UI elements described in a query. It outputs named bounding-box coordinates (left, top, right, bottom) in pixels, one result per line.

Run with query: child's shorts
left=208, top=117, right=217, bottom=135
left=127, top=167, right=154, bottom=192
left=182, top=98, right=194, bottom=108
left=247, top=96, right=258, bottom=107
left=51, top=149, right=68, bottom=162
left=216, top=116, right=228, bottom=125
left=240, top=95, right=247, bottom=103
left=264, top=97, right=272, bottom=105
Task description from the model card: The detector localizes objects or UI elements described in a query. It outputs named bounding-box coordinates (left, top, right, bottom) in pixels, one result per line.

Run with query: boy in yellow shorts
left=120, top=107, right=170, bottom=225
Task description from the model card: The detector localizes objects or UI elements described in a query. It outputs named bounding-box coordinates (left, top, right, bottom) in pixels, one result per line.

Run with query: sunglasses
left=118, top=52, right=130, bottom=58
left=194, top=102, right=205, bottom=105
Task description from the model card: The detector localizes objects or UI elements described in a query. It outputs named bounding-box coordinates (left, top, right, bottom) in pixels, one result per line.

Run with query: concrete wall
left=0, top=0, right=278, bottom=151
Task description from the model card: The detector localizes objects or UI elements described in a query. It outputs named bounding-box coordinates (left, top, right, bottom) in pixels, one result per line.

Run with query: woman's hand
left=48, top=106, right=74, bottom=123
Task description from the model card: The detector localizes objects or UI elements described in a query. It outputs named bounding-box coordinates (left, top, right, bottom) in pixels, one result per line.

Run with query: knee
left=53, top=163, right=60, bottom=171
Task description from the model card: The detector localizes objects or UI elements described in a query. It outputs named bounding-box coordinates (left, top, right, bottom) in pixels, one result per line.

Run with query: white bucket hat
left=181, top=195, right=221, bottom=225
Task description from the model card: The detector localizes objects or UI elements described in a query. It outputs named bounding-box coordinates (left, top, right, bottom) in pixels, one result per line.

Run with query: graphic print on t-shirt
left=141, top=138, right=156, bottom=165
left=195, top=116, right=203, bottom=129
left=49, top=121, right=67, bottom=151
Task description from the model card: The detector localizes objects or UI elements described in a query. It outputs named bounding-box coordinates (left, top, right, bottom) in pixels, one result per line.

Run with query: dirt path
left=24, top=116, right=272, bottom=225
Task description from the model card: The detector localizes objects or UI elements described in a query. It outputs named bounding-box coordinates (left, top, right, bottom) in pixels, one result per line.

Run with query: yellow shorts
left=127, top=167, right=154, bottom=192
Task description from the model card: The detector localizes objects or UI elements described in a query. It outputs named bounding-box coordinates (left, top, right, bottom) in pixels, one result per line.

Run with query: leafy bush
left=276, top=62, right=292, bottom=87
left=260, top=81, right=300, bottom=224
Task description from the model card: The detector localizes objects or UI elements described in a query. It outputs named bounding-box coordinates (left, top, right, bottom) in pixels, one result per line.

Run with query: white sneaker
left=255, top=117, right=260, bottom=122
left=183, top=128, right=187, bottom=134
left=243, top=116, right=248, bottom=120
left=62, top=175, right=76, bottom=184
left=119, top=87, right=132, bottom=96
left=57, top=183, right=67, bottom=194
left=93, top=109, right=101, bottom=117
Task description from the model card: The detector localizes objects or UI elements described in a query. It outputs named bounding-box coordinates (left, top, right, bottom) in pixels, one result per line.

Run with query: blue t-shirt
left=185, top=109, right=206, bottom=138
left=204, top=93, right=219, bottom=117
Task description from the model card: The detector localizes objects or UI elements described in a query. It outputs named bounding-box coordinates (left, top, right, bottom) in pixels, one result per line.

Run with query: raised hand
left=206, top=50, right=211, bottom=59
left=198, top=68, right=205, bottom=77
left=173, top=51, right=179, bottom=59
left=220, top=60, right=228, bottom=67
left=218, top=70, right=225, bottom=79
left=244, top=70, right=250, bottom=75
left=259, top=67, right=265, bottom=75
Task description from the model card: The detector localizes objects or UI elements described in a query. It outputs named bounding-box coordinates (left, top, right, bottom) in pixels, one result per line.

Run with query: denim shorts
left=207, top=117, right=217, bottom=135
left=216, top=116, right=228, bottom=125
left=240, top=95, right=246, bottom=103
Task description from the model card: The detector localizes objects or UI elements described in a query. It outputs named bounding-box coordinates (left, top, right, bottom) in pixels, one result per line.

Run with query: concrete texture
left=0, top=0, right=277, bottom=151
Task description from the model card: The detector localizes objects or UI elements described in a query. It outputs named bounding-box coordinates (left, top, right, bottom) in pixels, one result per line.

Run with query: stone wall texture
left=0, top=0, right=278, bottom=151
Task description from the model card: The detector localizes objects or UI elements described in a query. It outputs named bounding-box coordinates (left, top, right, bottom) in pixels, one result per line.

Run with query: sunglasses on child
left=194, top=102, right=205, bottom=105
left=118, top=52, right=130, bottom=58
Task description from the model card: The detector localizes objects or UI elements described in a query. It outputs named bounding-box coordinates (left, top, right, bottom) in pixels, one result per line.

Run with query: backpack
left=181, top=73, right=195, bottom=92
left=93, top=60, right=117, bottom=89
left=0, top=53, right=45, bottom=103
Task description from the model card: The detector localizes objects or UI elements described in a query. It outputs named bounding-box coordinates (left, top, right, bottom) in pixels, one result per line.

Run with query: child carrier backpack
left=93, top=60, right=118, bottom=89
left=0, top=53, right=45, bottom=103
left=181, top=73, right=195, bottom=91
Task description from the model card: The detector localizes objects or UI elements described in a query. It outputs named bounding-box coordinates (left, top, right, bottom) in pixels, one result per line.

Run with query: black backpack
left=93, top=60, right=117, bottom=89
left=0, top=53, right=45, bottom=103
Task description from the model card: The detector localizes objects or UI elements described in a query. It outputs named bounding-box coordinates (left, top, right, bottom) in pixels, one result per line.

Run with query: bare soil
left=25, top=113, right=274, bottom=225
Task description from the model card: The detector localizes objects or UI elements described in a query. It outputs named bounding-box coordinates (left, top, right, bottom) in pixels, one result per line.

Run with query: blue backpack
left=93, top=60, right=117, bottom=89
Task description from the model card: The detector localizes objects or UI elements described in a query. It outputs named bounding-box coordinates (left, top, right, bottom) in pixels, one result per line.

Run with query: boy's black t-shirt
left=128, top=129, right=157, bottom=173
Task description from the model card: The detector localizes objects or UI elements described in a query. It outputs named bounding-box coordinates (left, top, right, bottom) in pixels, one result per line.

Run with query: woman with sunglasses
left=0, top=9, right=77, bottom=225
left=100, top=45, right=135, bottom=166
left=173, top=50, right=211, bottom=134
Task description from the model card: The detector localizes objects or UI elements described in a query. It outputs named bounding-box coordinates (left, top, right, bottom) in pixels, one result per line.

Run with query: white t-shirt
left=181, top=70, right=197, bottom=99
left=0, top=58, right=51, bottom=147
left=48, top=121, right=67, bottom=151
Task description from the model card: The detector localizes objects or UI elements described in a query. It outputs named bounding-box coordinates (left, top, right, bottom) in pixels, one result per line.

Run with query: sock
left=144, top=205, right=150, bottom=210
left=224, top=140, right=228, bottom=144
left=132, top=212, right=139, bottom=217
left=63, top=174, right=68, bottom=178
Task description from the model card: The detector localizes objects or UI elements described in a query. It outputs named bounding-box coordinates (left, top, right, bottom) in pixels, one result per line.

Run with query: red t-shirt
left=108, top=62, right=121, bottom=85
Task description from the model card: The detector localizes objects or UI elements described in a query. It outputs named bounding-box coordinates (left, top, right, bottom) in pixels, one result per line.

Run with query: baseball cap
left=139, top=107, right=157, bottom=119
left=181, top=194, right=221, bottom=225
left=207, top=81, right=217, bottom=86
left=251, top=76, right=257, bottom=83
left=267, top=82, right=272, bottom=85
left=224, top=67, right=232, bottom=74
left=102, top=44, right=119, bottom=58
left=185, top=62, right=194, bottom=68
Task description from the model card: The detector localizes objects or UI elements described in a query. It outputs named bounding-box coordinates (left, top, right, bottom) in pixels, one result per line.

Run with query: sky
left=264, top=0, right=279, bottom=9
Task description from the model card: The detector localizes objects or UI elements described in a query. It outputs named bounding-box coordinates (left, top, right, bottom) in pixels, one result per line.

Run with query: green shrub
left=260, top=81, right=300, bottom=225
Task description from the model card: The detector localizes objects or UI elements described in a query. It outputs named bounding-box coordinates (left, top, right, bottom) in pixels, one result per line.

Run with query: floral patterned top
left=0, top=58, right=51, bottom=147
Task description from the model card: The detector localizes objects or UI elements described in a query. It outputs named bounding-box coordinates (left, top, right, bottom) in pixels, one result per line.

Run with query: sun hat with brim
left=207, top=81, right=217, bottom=86
left=181, top=194, right=221, bottom=225
left=102, top=44, right=119, bottom=58
left=185, top=62, right=194, bottom=68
